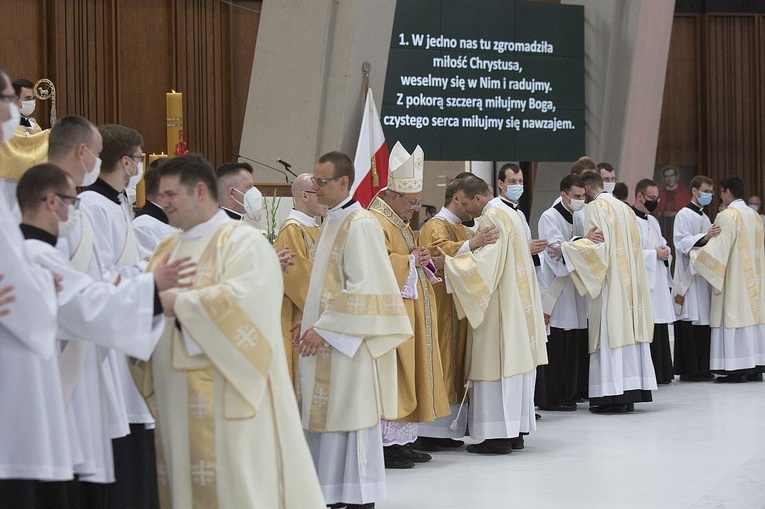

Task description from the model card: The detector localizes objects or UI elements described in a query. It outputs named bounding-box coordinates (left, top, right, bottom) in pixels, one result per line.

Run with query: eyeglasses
left=392, top=191, right=422, bottom=209
left=311, top=176, right=342, bottom=187
left=50, top=193, right=81, bottom=210
left=304, top=190, right=317, bottom=194
left=0, top=93, right=17, bottom=104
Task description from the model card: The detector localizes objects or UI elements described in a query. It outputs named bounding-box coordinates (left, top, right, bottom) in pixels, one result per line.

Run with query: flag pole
left=362, top=62, right=379, bottom=187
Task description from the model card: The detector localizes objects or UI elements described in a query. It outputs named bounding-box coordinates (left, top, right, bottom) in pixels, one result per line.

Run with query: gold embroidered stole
left=591, top=200, right=651, bottom=343
left=728, top=209, right=762, bottom=322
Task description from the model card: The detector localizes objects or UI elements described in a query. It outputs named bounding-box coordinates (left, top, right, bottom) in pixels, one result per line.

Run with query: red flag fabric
left=352, top=88, right=388, bottom=207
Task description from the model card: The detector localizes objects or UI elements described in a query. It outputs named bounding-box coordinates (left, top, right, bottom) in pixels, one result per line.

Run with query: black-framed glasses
left=311, top=176, right=342, bottom=187
left=0, top=93, right=17, bottom=104
left=50, top=193, right=81, bottom=210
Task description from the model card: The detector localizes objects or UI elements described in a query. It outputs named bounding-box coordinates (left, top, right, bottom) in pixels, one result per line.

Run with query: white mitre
left=388, top=141, right=424, bottom=194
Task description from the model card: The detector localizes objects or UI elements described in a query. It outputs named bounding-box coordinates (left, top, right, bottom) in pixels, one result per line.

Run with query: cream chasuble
left=299, top=204, right=413, bottom=432
left=143, top=212, right=325, bottom=509
left=369, top=197, right=451, bottom=423
left=561, top=193, right=654, bottom=353
left=444, top=200, right=548, bottom=382
left=416, top=211, right=472, bottom=403
left=690, top=200, right=765, bottom=370
left=690, top=200, right=765, bottom=329
left=274, top=211, right=319, bottom=393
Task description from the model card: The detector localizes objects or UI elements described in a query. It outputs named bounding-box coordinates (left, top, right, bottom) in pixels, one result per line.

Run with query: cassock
left=78, top=178, right=158, bottom=506
left=143, top=211, right=325, bottom=509
left=368, top=196, right=451, bottom=445
left=633, top=206, right=675, bottom=384
left=133, top=200, right=179, bottom=262
left=273, top=209, right=319, bottom=393
left=561, top=192, right=657, bottom=408
left=300, top=198, right=412, bottom=506
left=416, top=207, right=472, bottom=438
left=690, top=199, right=765, bottom=376
left=672, top=202, right=714, bottom=377
left=537, top=201, right=589, bottom=407
left=23, top=224, right=164, bottom=488
left=0, top=198, right=69, bottom=507
left=443, top=197, right=547, bottom=441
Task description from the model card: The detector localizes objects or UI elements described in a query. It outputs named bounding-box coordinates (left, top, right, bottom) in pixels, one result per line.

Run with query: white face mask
left=603, top=182, right=616, bottom=194
left=80, top=147, right=102, bottom=187
left=2, top=102, right=20, bottom=144
left=126, top=158, right=144, bottom=189
left=749, top=204, right=760, bottom=213
left=504, top=184, right=523, bottom=201
left=54, top=203, right=81, bottom=238
left=235, top=187, right=262, bottom=214
left=569, top=198, right=585, bottom=211
left=20, top=99, right=36, bottom=117
left=125, top=186, right=137, bottom=205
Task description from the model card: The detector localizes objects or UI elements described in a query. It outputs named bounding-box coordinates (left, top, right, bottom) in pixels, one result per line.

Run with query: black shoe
left=572, top=397, right=587, bottom=403
left=413, top=437, right=464, bottom=451
left=383, top=446, right=415, bottom=469
left=589, top=404, right=627, bottom=414
left=509, top=436, right=524, bottom=450
left=399, top=444, right=431, bottom=463
left=747, top=373, right=763, bottom=382
left=535, top=413, right=541, bottom=420
left=327, top=504, right=347, bottom=508
left=626, top=403, right=635, bottom=413
left=346, top=504, right=375, bottom=509
left=466, top=439, right=512, bottom=455
left=538, top=402, right=577, bottom=412
left=714, top=374, right=747, bottom=384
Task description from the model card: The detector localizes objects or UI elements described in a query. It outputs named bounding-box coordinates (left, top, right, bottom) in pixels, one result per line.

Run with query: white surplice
left=634, top=209, right=675, bottom=324
left=673, top=203, right=713, bottom=325
left=0, top=201, right=68, bottom=481
left=132, top=202, right=179, bottom=261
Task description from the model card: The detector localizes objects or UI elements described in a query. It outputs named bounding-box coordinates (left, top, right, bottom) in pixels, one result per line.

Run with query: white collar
left=728, top=199, right=747, bottom=210
left=288, top=209, right=317, bottom=227
left=327, top=196, right=359, bottom=224
left=435, top=207, right=461, bottom=225
left=182, top=210, right=231, bottom=242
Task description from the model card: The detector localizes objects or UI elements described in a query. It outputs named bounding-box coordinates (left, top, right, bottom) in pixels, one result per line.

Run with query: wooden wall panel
left=704, top=15, right=760, bottom=192
left=0, top=0, right=261, bottom=169
left=657, top=12, right=765, bottom=203
left=656, top=16, right=700, bottom=167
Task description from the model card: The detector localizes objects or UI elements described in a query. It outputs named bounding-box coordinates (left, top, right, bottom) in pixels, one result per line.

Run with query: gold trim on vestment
left=308, top=209, right=409, bottom=430
left=370, top=197, right=438, bottom=417
left=728, top=209, right=762, bottom=323
left=280, top=218, right=317, bottom=260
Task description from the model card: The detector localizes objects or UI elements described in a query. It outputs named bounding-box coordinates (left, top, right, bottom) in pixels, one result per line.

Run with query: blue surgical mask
left=504, top=184, right=523, bottom=201
left=698, top=192, right=713, bottom=207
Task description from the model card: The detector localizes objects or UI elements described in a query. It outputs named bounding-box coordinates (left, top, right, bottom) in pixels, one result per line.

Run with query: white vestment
left=634, top=209, right=675, bottom=324
left=690, top=199, right=765, bottom=371
left=561, top=193, right=658, bottom=399
left=133, top=201, right=179, bottom=261
left=300, top=198, right=412, bottom=506
left=673, top=203, right=713, bottom=325
left=26, top=232, right=163, bottom=483
left=444, top=198, right=547, bottom=441
left=79, top=187, right=154, bottom=429
left=0, top=202, right=68, bottom=481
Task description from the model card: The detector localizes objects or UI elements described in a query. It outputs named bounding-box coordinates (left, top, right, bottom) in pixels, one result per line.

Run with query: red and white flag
left=352, top=88, right=388, bottom=207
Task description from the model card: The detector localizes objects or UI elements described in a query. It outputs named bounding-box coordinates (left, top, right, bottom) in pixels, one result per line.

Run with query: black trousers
left=673, top=320, right=711, bottom=376
left=650, top=323, right=674, bottom=383
left=538, top=327, right=588, bottom=405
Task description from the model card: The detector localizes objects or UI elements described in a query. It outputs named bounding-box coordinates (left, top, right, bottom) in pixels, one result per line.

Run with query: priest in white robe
left=690, top=176, right=765, bottom=383
left=295, top=151, right=413, bottom=509
left=536, top=175, right=591, bottom=411
left=672, top=176, right=719, bottom=381
left=18, top=164, right=190, bottom=493
left=441, top=176, right=548, bottom=454
left=140, top=154, right=325, bottom=508
left=561, top=171, right=657, bottom=414
left=632, top=179, right=676, bottom=384
left=0, top=74, right=66, bottom=505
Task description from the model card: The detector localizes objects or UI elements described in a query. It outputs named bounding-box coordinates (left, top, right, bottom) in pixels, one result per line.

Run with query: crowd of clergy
left=1, top=65, right=765, bottom=509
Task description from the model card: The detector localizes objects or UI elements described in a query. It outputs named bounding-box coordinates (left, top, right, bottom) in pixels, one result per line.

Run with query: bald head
left=292, top=172, right=326, bottom=217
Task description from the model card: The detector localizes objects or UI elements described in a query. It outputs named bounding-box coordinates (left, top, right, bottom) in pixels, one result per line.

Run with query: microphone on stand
left=233, top=153, right=289, bottom=183
left=276, top=158, right=299, bottom=179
